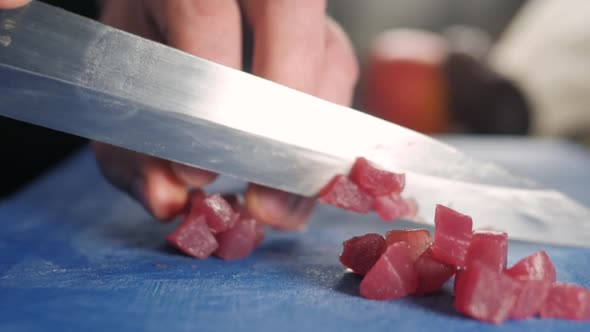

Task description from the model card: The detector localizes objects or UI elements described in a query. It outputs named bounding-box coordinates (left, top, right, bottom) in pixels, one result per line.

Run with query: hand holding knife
left=1, top=1, right=590, bottom=247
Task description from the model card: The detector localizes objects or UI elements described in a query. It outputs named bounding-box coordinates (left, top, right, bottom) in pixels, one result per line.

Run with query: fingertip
left=93, top=143, right=189, bottom=222
left=0, top=0, right=30, bottom=9
left=150, top=0, right=243, bottom=69
left=245, top=184, right=315, bottom=231
left=316, top=17, right=359, bottom=106
left=245, top=0, right=326, bottom=94
left=135, top=168, right=188, bottom=222
left=170, top=163, right=217, bottom=188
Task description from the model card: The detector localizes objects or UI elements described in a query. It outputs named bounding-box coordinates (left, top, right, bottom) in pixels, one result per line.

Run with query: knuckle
left=187, top=0, right=239, bottom=20
left=156, top=0, right=239, bottom=33
left=242, top=0, right=326, bottom=23
left=325, top=18, right=360, bottom=83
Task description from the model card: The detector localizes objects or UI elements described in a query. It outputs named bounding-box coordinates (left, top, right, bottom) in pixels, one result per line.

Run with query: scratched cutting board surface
left=1, top=137, right=590, bottom=332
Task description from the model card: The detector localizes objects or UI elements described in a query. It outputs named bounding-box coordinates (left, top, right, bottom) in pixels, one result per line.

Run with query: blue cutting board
left=1, top=137, right=589, bottom=332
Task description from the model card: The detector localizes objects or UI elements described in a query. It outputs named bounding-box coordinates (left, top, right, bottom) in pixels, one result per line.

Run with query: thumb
left=146, top=0, right=242, bottom=69
left=0, top=0, right=30, bottom=9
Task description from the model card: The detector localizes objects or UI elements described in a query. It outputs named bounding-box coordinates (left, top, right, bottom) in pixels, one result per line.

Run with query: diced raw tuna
left=404, top=198, right=418, bottom=219
left=221, top=194, right=265, bottom=245
left=340, top=233, right=387, bottom=276
left=214, top=213, right=259, bottom=260
left=319, top=175, right=374, bottom=213
left=465, top=230, right=508, bottom=273
left=385, top=229, right=432, bottom=261
left=375, top=195, right=416, bottom=221
left=196, top=194, right=238, bottom=233
left=540, top=283, right=590, bottom=321
left=349, top=157, right=405, bottom=196
left=414, top=248, right=456, bottom=295
left=509, top=279, right=552, bottom=319
left=453, top=269, right=465, bottom=295
left=431, top=204, right=473, bottom=268
left=255, top=220, right=265, bottom=246
left=331, top=192, right=590, bottom=324
left=360, top=242, right=419, bottom=300
left=166, top=215, right=218, bottom=259
left=184, top=189, right=206, bottom=214
left=221, top=194, right=241, bottom=210
left=506, top=251, right=556, bottom=282
left=454, top=262, right=520, bottom=324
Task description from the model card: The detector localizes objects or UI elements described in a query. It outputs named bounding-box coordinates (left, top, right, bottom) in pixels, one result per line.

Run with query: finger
left=242, top=0, right=327, bottom=92
left=100, top=0, right=162, bottom=42
left=144, top=1, right=241, bottom=185
left=241, top=0, right=326, bottom=228
left=146, top=0, right=242, bottom=69
left=93, top=143, right=190, bottom=222
left=98, top=3, right=185, bottom=221
left=100, top=0, right=236, bottom=214
left=316, top=17, right=359, bottom=106
left=0, top=0, right=29, bottom=9
left=245, top=184, right=315, bottom=231
left=170, top=163, right=217, bottom=188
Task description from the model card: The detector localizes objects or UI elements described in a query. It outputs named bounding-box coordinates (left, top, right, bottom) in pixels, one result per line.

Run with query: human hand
left=0, top=0, right=30, bottom=9
left=94, top=0, right=359, bottom=229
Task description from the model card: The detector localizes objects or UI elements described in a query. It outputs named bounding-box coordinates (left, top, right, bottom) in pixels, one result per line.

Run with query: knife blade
left=1, top=1, right=589, bottom=247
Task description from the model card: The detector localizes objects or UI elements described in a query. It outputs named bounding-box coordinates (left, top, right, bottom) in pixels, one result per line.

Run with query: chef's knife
left=1, top=2, right=589, bottom=247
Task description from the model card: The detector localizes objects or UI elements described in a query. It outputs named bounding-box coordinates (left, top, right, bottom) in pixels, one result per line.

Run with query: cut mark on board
left=0, top=35, right=11, bottom=47
left=2, top=19, right=16, bottom=30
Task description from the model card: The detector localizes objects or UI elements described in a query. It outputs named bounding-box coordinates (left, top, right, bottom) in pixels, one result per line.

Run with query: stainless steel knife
left=1, top=1, right=589, bottom=247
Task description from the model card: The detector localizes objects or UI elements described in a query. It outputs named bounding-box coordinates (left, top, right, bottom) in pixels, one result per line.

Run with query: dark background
left=0, top=0, right=98, bottom=197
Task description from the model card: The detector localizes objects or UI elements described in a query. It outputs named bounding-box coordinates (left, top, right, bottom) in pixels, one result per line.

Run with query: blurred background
left=329, top=0, right=525, bottom=57
left=2, top=0, right=589, bottom=196
left=329, top=0, right=530, bottom=135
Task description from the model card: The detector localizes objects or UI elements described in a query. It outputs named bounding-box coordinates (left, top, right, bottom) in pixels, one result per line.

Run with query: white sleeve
left=490, top=0, right=590, bottom=138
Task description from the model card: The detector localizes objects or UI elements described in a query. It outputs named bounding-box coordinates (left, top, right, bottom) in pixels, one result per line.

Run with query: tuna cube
left=255, top=220, right=265, bottom=246
left=506, top=251, right=556, bottom=282
left=403, top=198, right=418, bottom=219
left=214, top=212, right=260, bottom=261
left=221, top=194, right=241, bottom=210
left=540, top=283, right=590, bottom=321
left=454, top=263, right=520, bottom=324
left=340, top=233, right=387, bottom=276
left=453, top=269, right=465, bottom=295
left=385, top=229, right=432, bottom=261
left=465, top=230, right=508, bottom=273
left=431, top=205, right=473, bottom=268
left=360, top=242, right=419, bottom=300
left=166, top=215, right=218, bottom=259
left=349, top=157, right=405, bottom=196
left=414, top=248, right=456, bottom=295
left=509, top=279, right=552, bottom=319
left=374, top=195, right=416, bottom=221
left=196, top=194, right=238, bottom=233
left=222, top=195, right=265, bottom=245
left=319, top=175, right=374, bottom=213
